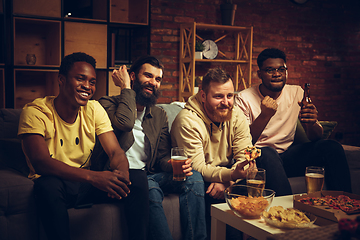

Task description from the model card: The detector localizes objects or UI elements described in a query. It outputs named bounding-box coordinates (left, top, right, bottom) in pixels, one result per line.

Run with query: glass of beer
left=246, top=168, right=266, bottom=197
left=305, top=166, right=325, bottom=194
left=171, top=147, right=187, bottom=181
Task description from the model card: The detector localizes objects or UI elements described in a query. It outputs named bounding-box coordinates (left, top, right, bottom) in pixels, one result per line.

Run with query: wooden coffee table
left=210, top=195, right=316, bottom=240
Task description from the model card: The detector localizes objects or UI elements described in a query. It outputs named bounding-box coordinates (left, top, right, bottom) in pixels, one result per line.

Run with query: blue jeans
left=147, top=170, right=206, bottom=240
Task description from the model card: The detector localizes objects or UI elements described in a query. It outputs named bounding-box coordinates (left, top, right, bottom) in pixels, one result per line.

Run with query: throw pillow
left=319, top=121, right=338, bottom=139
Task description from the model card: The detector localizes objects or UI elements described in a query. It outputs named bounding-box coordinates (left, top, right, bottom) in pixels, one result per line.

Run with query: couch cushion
left=163, top=194, right=182, bottom=240
left=156, top=102, right=184, bottom=130
left=0, top=168, right=38, bottom=240
left=0, top=108, right=29, bottom=176
left=68, top=203, right=127, bottom=240
left=343, top=145, right=360, bottom=195
left=0, top=109, right=22, bottom=139
left=0, top=139, right=29, bottom=176
left=319, top=121, right=337, bottom=139
left=0, top=168, right=35, bottom=215
left=293, top=120, right=338, bottom=145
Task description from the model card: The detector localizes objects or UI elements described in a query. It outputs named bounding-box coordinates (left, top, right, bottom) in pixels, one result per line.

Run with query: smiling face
left=258, top=58, right=287, bottom=97
left=131, top=63, right=163, bottom=107
left=59, top=61, right=96, bottom=108
left=201, top=79, right=234, bottom=123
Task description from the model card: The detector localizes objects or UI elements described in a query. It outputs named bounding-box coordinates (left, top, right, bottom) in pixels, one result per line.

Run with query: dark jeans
left=204, top=182, right=243, bottom=240
left=33, top=169, right=149, bottom=240
left=281, top=139, right=352, bottom=192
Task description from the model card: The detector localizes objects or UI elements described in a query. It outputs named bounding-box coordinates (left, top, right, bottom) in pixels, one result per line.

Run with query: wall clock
left=291, top=0, right=309, bottom=4
left=202, top=40, right=218, bottom=59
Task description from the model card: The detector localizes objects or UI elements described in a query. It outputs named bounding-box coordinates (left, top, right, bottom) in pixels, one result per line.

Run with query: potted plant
left=221, top=0, right=237, bottom=26
left=195, top=41, right=205, bottom=59
left=194, top=76, right=203, bottom=94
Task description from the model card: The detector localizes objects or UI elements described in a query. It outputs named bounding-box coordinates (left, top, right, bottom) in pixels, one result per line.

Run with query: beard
left=133, top=77, right=160, bottom=107
left=204, top=101, right=233, bottom=123
left=262, top=80, right=285, bottom=92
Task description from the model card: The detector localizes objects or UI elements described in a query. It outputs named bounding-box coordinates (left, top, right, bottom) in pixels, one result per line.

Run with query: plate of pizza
left=298, top=195, right=360, bottom=214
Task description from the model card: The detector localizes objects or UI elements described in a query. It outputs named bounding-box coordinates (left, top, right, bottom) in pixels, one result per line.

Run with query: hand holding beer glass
left=171, top=147, right=187, bottom=181
left=305, top=166, right=325, bottom=194
left=246, top=168, right=266, bottom=197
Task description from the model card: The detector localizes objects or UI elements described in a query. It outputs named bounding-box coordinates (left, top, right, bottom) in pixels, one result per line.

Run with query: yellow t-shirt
left=18, top=96, right=113, bottom=179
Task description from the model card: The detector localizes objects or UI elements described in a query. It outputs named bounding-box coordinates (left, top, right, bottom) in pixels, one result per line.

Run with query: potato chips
left=262, top=206, right=310, bottom=224
left=230, top=196, right=269, bottom=218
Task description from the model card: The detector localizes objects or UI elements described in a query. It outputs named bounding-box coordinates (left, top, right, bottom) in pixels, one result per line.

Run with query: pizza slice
left=244, top=146, right=261, bottom=161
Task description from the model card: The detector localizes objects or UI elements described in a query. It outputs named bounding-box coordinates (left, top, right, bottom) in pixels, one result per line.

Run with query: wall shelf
left=14, top=17, right=61, bottom=67
left=14, top=69, right=59, bottom=109
left=13, top=0, right=61, bottom=18
left=64, top=21, right=107, bottom=69
left=179, top=22, right=253, bottom=101
left=110, top=0, right=149, bottom=25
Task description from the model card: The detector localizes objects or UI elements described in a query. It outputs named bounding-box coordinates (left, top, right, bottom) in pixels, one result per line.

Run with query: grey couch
left=1, top=104, right=359, bottom=240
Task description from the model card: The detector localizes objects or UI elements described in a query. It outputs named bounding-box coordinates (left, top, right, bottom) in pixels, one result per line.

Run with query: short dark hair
left=202, top=68, right=232, bottom=94
left=59, top=52, right=96, bottom=77
left=129, top=55, right=164, bottom=78
left=257, top=48, right=286, bottom=69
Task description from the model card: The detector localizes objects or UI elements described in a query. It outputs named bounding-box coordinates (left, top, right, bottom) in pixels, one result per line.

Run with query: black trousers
left=281, top=139, right=352, bottom=192
left=204, top=181, right=243, bottom=240
left=34, top=169, right=149, bottom=240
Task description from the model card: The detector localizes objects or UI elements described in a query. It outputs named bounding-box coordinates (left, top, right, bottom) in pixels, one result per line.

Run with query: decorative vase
left=194, top=87, right=199, bottom=94
left=220, top=3, right=237, bottom=26
left=195, top=52, right=203, bottom=59
left=26, top=54, right=36, bottom=65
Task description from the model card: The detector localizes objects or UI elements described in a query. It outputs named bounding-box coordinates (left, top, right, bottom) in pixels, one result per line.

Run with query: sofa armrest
left=342, top=145, right=360, bottom=195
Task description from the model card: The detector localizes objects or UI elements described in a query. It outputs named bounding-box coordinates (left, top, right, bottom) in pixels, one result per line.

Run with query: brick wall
left=150, top=0, right=360, bottom=147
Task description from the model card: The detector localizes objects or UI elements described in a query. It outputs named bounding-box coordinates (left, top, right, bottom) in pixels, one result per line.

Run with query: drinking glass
left=246, top=168, right=266, bottom=197
left=171, top=147, right=187, bottom=181
left=305, top=166, right=325, bottom=194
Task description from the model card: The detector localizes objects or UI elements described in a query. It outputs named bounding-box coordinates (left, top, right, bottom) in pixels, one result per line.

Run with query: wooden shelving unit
left=179, top=22, right=253, bottom=102
left=110, top=0, right=149, bottom=25
left=1, top=0, right=150, bottom=109
left=14, top=17, right=61, bottom=67
left=64, top=21, right=107, bottom=69
left=14, top=69, right=59, bottom=109
left=13, top=0, right=61, bottom=18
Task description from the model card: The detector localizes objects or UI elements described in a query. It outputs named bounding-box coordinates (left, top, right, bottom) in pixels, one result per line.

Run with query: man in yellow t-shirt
left=18, top=52, right=148, bottom=240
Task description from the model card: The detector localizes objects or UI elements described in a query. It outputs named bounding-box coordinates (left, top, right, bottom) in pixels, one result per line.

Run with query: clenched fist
left=261, top=96, right=277, bottom=118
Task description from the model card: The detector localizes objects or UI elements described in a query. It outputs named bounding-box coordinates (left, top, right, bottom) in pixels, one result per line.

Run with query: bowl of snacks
left=262, top=206, right=316, bottom=229
left=225, top=184, right=275, bottom=219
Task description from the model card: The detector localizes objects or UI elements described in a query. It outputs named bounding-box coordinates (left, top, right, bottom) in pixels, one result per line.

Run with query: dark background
left=150, top=0, right=360, bottom=147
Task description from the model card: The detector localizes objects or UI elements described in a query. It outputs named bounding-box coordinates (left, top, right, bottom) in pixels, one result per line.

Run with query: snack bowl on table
left=224, top=184, right=275, bottom=219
